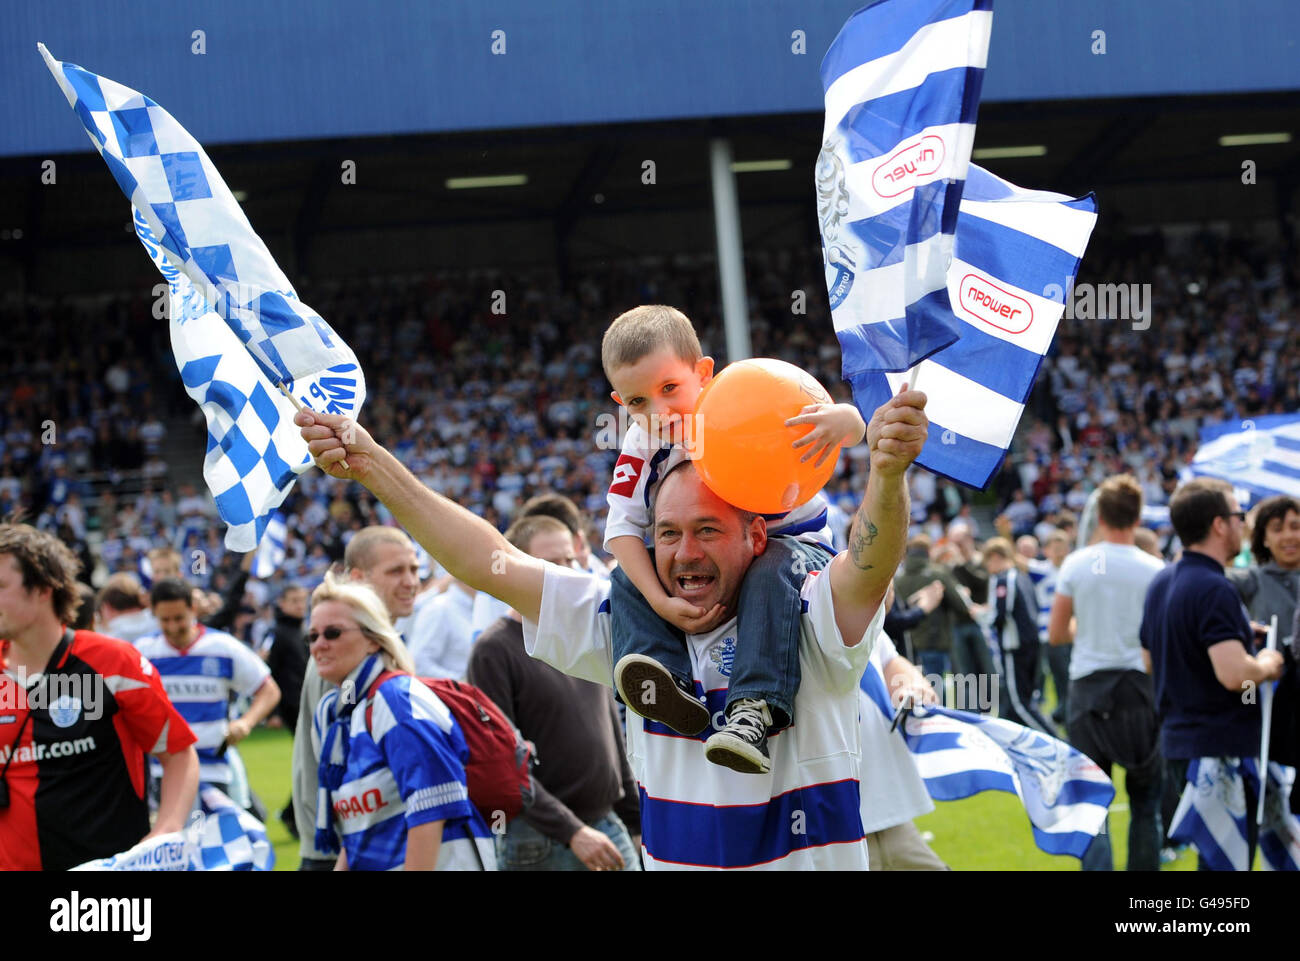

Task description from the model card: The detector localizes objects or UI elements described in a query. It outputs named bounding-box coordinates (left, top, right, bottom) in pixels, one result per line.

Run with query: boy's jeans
left=610, top=537, right=833, bottom=730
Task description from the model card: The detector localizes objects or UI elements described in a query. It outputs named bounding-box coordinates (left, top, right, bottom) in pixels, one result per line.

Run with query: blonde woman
left=310, top=572, right=495, bottom=870
left=983, top=538, right=1053, bottom=735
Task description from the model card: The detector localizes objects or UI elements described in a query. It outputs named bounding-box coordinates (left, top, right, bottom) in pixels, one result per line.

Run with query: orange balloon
left=690, top=358, right=839, bottom=514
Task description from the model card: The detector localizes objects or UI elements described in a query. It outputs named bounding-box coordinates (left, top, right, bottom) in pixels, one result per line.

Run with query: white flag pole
left=1256, top=614, right=1278, bottom=826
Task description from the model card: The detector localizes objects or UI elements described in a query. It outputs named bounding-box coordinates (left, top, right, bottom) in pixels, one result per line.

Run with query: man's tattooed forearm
left=848, top=509, right=879, bottom=571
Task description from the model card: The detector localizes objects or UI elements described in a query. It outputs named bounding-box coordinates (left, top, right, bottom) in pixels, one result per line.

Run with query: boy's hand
left=295, top=408, right=378, bottom=482
left=653, top=595, right=726, bottom=634
left=786, top=403, right=867, bottom=468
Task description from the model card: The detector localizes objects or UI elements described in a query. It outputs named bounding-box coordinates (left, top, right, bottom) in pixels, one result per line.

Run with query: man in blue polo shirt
left=1140, top=478, right=1284, bottom=869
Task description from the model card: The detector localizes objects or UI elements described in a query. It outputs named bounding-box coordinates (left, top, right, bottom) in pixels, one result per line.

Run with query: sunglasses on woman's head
left=306, top=625, right=360, bottom=644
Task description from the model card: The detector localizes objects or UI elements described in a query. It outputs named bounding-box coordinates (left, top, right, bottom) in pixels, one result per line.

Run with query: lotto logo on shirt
left=608, top=454, right=645, bottom=498
left=334, top=787, right=391, bottom=820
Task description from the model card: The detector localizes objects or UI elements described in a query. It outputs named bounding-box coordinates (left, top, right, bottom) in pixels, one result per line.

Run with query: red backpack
left=365, top=672, right=535, bottom=824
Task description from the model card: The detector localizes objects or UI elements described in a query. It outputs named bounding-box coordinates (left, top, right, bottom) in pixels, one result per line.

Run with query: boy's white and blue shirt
left=313, top=655, right=495, bottom=871
left=604, top=422, right=835, bottom=551
left=524, top=563, right=884, bottom=870
left=134, top=626, right=270, bottom=787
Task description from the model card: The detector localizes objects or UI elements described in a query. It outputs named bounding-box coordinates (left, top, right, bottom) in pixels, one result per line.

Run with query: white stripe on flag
left=830, top=232, right=953, bottom=332
left=946, top=256, right=1065, bottom=356
left=959, top=197, right=1097, bottom=259
left=884, top=363, right=1023, bottom=449
left=840, top=121, right=977, bottom=222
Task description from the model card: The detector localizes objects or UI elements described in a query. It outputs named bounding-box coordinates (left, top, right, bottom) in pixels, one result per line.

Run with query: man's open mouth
left=675, top=574, right=715, bottom=597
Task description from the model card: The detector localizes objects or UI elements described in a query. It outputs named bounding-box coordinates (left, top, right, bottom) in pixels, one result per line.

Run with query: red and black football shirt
left=0, top=629, right=196, bottom=871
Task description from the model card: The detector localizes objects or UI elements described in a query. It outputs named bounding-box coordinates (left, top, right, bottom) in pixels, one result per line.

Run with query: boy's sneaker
left=614, top=654, right=709, bottom=736
left=704, top=699, right=772, bottom=775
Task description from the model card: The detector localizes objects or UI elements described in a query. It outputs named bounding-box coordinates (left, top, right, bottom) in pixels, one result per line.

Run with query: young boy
left=601, top=305, right=865, bottom=773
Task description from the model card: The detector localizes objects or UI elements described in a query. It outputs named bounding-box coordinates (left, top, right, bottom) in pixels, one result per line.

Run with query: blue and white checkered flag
left=40, top=45, right=366, bottom=551
left=851, top=165, right=1097, bottom=489
left=862, top=662, right=1114, bottom=857
left=70, top=787, right=274, bottom=871
left=818, top=0, right=991, bottom=375
left=1169, top=757, right=1300, bottom=871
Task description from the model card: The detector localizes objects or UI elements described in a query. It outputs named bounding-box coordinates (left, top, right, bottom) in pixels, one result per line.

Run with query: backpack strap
left=362, top=669, right=403, bottom=733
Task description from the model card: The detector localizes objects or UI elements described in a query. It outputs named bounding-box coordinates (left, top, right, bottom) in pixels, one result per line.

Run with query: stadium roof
left=1, top=92, right=1297, bottom=293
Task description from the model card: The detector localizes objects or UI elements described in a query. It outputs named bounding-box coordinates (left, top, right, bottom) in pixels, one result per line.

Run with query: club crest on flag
left=1004, top=728, right=1071, bottom=807
left=816, top=135, right=857, bottom=310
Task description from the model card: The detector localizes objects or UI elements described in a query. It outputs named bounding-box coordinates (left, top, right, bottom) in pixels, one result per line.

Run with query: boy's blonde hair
left=601, top=305, right=702, bottom=381
left=310, top=571, right=415, bottom=675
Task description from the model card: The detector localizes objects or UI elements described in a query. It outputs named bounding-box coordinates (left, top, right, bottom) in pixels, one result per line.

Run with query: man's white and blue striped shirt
left=135, top=626, right=269, bottom=785
left=524, top=564, right=884, bottom=870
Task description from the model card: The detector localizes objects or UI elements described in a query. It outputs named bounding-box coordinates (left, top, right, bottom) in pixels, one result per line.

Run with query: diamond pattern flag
left=40, top=44, right=365, bottom=550
left=71, top=786, right=275, bottom=871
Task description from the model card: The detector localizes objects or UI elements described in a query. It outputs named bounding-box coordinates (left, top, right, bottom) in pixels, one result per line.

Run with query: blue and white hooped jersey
left=315, top=674, right=495, bottom=871
left=603, top=423, right=835, bottom=551
left=135, top=626, right=269, bottom=785
left=524, top=564, right=883, bottom=870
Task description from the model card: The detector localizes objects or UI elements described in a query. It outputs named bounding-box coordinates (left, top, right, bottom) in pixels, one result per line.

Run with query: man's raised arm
left=295, top=409, right=546, bottom=623
left=828, top=388, right=928, bottom=645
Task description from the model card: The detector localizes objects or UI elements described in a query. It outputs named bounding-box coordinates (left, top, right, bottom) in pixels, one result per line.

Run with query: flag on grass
left=851, top=166, right=1097, bottom=488
left=861, top=662, right=1114, bottom=858
left=71, top=786, right=275, bottom=871
left=39, top=44, right=365, bottom=551
left=1169, top=757, right=1300, bottom=871
left=818, top=0, right=992, bottom=375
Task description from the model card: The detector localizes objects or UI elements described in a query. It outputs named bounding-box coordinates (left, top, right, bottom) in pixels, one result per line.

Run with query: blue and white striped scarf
left=315, top=654, right=388, bottom=855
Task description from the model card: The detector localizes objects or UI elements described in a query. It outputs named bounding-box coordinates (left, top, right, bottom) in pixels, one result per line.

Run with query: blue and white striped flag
left=862, top=662, right=1114, bottom=857
left=1169, top=757, right=1300, bottom=871
left=71, top=786, right=275, bottom=871
left=40, top=45, right=366, bottom=552
left=852, top=165, right=1097, bottom=488
left=252, top=509, right=289, bottom=579
left=818, top=0, right=991, bottom=374
left=1190, top=413, right=1300, bottom=504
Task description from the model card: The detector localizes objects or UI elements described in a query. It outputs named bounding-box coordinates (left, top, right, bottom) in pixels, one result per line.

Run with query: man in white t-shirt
left=1049, top=474, right=1165, bottom=871
left=857, top=629, right=946, bottom=870
left=294, top=387, right=929, bottom=870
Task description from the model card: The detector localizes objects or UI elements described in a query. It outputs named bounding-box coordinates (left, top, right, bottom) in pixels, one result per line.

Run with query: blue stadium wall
left=5, top=0, right=1299, bottom=156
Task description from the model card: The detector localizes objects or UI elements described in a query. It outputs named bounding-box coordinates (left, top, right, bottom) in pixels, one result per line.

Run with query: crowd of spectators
left=0, top=223, right=1295, bottom=651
